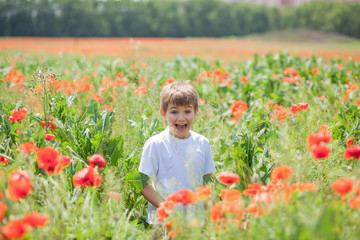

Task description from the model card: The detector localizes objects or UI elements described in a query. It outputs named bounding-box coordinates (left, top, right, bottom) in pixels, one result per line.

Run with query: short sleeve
left=138, top=139, right=158, bottom=178
left=204, top=139, right=216, bottom=175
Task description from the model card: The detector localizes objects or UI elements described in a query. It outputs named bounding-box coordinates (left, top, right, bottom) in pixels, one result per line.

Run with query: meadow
left=0, top=41, right=360, bottom=239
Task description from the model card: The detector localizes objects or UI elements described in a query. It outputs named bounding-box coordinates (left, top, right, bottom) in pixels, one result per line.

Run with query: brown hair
left=160, top=81, right=199, bottom=113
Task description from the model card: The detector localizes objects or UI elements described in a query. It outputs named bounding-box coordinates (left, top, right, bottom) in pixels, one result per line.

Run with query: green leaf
left=124, top=170, right=149, bottom=191
left=105, top=135, right=124, bottom=167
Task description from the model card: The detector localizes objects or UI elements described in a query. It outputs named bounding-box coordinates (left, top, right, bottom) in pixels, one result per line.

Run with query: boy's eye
left=186, top=111, right=191, bottom=114
left=171, top=111, right=177, bottom=114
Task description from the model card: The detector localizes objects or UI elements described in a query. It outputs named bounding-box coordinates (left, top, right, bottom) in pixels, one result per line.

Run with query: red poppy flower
left=311, top=145, right=330, bottom=159
left=346, top=137, right=355, bottom=147
left=0, top=156, right=9, bottom=164
left=133, top=86, right=148, bottom=96
left=308, top=131, right=331, bottom=148
left=350, top=196, right=360, bottom=209
left=210, top=203, right=223, bottom=222
left=330, top=178, right=353, bottom=198
left=218, top=172, right=240, bottom=186
left=73, top=167, right=102, bottom=187
left=343, top=146, right=360, bottom=159
left=283, top=67, right=297, bottom=76
left=8, top=169, right=32, bottom=201
left=290, top=103, right=308, bottom=114
left=40, top=121, right=56, bottom=130
left=196, top=185, right=212, bottom=200
left=44, top=134, right=55, bottom=140
left=36, top=147, right=61, bottom=175
left=107, top=191, right=121, bottom=201
left=220, top=189, right=241, bottom=202
left=0, top=202, right=7, bottom=222
left=19, top=142, right=38, bottom=154
left=156, top=207, right=167, bottom=222
left=243, top=183, right=262, bottom=196
left=88, top=153, right=106, bottom=169
left=311, top=68, right=319, bottom=75
left=59, top=155, right=72, bottom=167
left=159, top=200, right=176, bottom=211
left=1, top=219, right=30, bottom=239
left=270, top=165, right=292, bottom=181
left=8, top=108, right=27, bottom=122
left=246, top=203, right=260, bottom=214
left=166, top=189, right=197, bottom=205
left=24, top=212, right=49, bottom=227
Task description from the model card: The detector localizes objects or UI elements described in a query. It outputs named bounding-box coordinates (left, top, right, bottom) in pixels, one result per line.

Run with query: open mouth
left=175, top=123, right=188, bottom=131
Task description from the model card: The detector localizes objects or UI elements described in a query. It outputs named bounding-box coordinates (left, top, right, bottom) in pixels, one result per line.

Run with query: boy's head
left=160, top=81, right=199, bottom=113
left=160, top=81, right=199, bottom=139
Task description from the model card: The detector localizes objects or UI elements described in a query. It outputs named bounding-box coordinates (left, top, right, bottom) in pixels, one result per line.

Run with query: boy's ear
left=160, top=109, right=166, bottom=119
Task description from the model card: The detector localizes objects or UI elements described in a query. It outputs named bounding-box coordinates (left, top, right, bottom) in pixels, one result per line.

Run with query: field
left=0, top=36, right=360, bottom=239
left=1, top=33, right=360, bottom=62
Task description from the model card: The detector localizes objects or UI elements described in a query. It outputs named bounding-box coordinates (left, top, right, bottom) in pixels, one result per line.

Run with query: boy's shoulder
left=189, top=131, right=210, bottom=143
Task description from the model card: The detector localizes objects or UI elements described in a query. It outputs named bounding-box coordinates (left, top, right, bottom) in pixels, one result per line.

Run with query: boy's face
left=160, top=103, right=198, bottom=139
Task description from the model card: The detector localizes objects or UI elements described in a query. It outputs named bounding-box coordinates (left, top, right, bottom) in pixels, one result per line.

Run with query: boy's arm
left=140, top=184, right=164, bottom=208
left=139, top=173, right=164, bottom=208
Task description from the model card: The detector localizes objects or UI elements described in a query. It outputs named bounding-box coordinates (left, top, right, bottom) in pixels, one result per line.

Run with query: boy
left=138, top=81, right=216, bottom=224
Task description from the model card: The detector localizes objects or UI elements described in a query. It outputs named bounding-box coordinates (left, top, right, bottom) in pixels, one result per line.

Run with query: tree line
left=0, top=0, right=359, bottom=38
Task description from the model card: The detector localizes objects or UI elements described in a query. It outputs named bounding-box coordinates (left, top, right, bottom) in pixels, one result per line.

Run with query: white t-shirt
left=138, top=128, right=216, bottom=224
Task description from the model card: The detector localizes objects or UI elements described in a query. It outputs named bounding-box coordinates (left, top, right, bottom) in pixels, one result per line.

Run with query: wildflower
left=246, top=203, right=260, bottom=214
left=319, top=96, right=327, bottom=100
left=210, top=203, right=223, bottom=222
left=196, top=185, right=212, bottom=200
left=8, top=169, right=32, bottom=201
left=134, top=86, right=147, bottom=96
left=311, top=68, right=319, bottom=75
left=241, top=76, right=248, bottom=83
left=331, top=178, right=353, bottom=199
left=343, top=146, right=360, bottom=159
left=159, top=200, right=176, bottom=211
left=350, top=196, right=360, bottom=209
left=156, top=207, right=167, bottom=222
left=40, top=121, right=56, bottom=130
left=88, top=153, right=106, bottom=169
left=308, top=131, right=331, bottom=148
left=0, top=156, right=9, bottom=164
left=346, top=137, right=355, bottom=147
left=73, top=167, right=102, bottom=187
left=161, top=79, right=176, bottom=89
left=107, top=191, right=121, bottom=201
left=337, top=63, right=343, bottom=70
left=0, top=202, right=7, bottom=222
left=198, top=99, right=205, bottom=105
left=59, top=155, right=72, bottom=167
left=220, top=189, right=241, bottom=202
left=283, top=67, right=297, bottom=76
left=1, top=219, right=30, bottom=239
left=165, top=221, right=172, bottom=230
left=292, top=181, right=318, bottom=192
left=8, top=108, right=27, bottom=122
left=311, top=145, right=330, bottom=159
left=230, top=100, right=248, bottom=121
left=218, top=172, right=240, bottom=186
left=45, top=134, right=55, bottom=140
left=243, top=183, right=262, bottom=196
left=166, top=189, right=197, bottom=205
left=270, top=165, right=292, bottom=181
left=19, top=142, right=38, bottom=154
left=319, top=125, right=330, bottom=133
left=36, top=147, right=62, bottom=175
left=106, top=105, right=113, bottom=112
left=290, top=103, right=308, bottom=114
left=24, top=212, right=49, bottom=227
